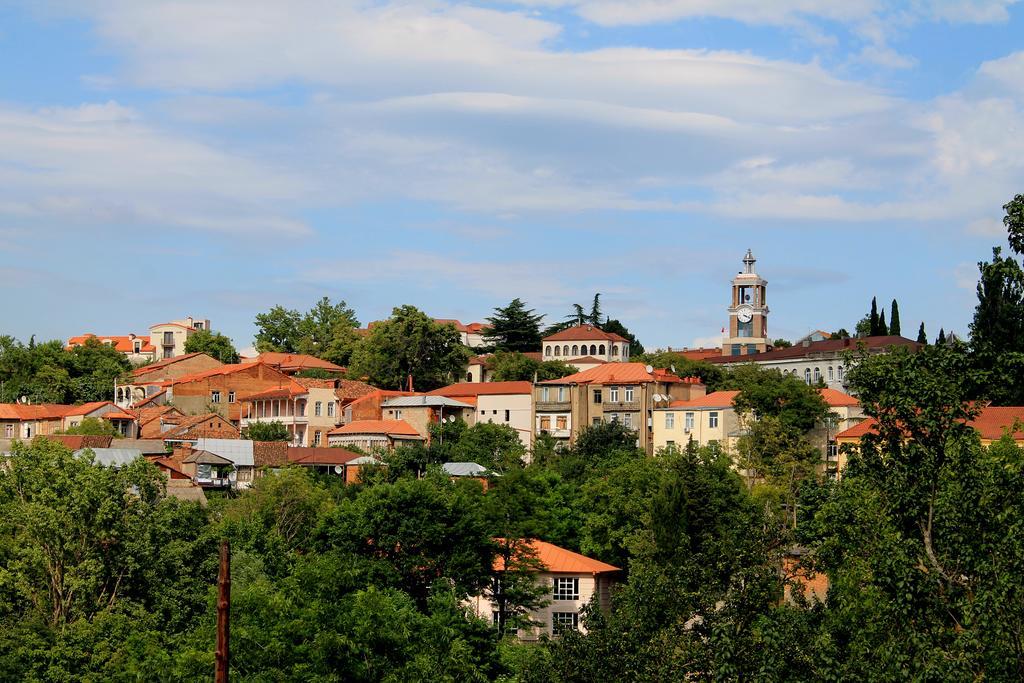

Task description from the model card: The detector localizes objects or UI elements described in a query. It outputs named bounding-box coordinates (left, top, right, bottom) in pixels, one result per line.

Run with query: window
left=133, top=341, right=141, bottom=353
left=552, top=612, right=579, bottom=634
left=572, top=345, right=579, bottom=356
left=609, top=413, right=619, bottom=424
left=504, top=410, right=510, bottom=422
left=623, top=346, right=629, bottom=358
left=542, top=387, right=550, bottom=401
left=545, top=346, right=552, bottom=357
left=746, top=344, right=757, bottom=355
left=685, top=412, right=694, bottom=430
left=609, top=386, right=619, bottom=402
left=709, top=412, right=719, bottom=428
left=813, top=367, right=821, bottom=383
left=556, top=416, right=567, bottom=430
left=826, top=441, right=838, bottom=461
left=611, top=345, right=619, bottom=356
left=313, top=430, right=322, bottom=446
left=228, top=391, right=235, bottom=403
left=557, top=387, right=565, bottom=402
left=666, top=440, right=675, bottom=448
left=563, top=345, right=569, bottom=356
left=623, top=413, right=632, bottom=428
left=163, top=348, right=173, bottom=359
left=4, top=425, right=12, bottom=438
left=624, top=386, right=634, bottom=402
left=737, top=319, right=753, bottom=338
left=211, top=391, right=221, bottom=404
left=70, top=420, right=79, bottom=427
left=393, top=409, right=402, bottom=420
left=589, top=344, right=597, bottom=355
left=24, top=426, right=32, bottom=438
left=553, top=577, right=579, bottom=600
left=480, top=410, right=486, bottom=415
left=665, top=412, right=675, bottom=429
left=163, top=331, right=174, bottom=345
left=540, top=416, right=551, bottom=430
left=593, top=417, right=601, bottom=425
left=731, top=343, right=742, bottom=356
left=554, top=346, right=561, bottom=357
left=327, top=402, right=335, bottom=417
left=272, top=401, right=280, bottom=417
left=804, top=368, right=811, bottom=384
left=599, top=344, right=605, bottom=355
left=315, top=401, right=322, bottom=416
left=837, top=366, right=845, bottom=382
left=593, top=390, right=602, bottom=403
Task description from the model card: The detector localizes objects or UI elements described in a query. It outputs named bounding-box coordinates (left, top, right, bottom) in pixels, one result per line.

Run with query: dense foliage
left=486, top=351, right=576, bottom=383
left=183, top=329, right=240, bottom=364
left=0, top=336, right=130, bottom=404
left=253, top=297, right=361, bottom=366
left=484, top=299, right=545, bottom=353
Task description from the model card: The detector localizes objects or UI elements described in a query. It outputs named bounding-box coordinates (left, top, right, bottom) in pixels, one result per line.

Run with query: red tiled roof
left=543, top=325, right=628, bottom=343
left=570, top=356, right=607, bottom=365
left=289, top=446, right=365, bottom=465
left=541, top=362, right=700, bottom=386
left=835, top=419, right=878, bottom=440
left=153, top=456, right=188, bottom=477
left=495, top=539, right=620, bottom=575
left=240, top=382, right=307, bottom=401
left=67, top=334, right=155, bottom=353
left=327, top=419, right=421, bottom=437
left=40, top=434, right=113, bottom=449
left=334, top=380, right=379, bottom=400
left=62, top=401, right=116, bottom=418
left=835, top=406, right=1024, bottom=442
left=434, top=319, right=491, bottom=334
left=102, top=409, right=136, bottom=421
left=162, top=413, right=239, bottom=440
left=253, top=352, right=345, bottom=373
left=131, top=353, right=219, bottom=377
left=0, top=404, right=75, bottom=420
left=819, top=388, right=860, bottom=408
left=668, top=390, right=741, bottom=409
left=429, top=381, right=533, bottom=397
left=253, top=441, right=290, bottom=467
left=706, top=336, right=920, bottom=365
left=169, top=362, right=262, bottom=384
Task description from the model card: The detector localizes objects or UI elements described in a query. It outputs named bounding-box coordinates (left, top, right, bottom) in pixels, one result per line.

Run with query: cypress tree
left=916, top=322, right=927, bottom=344
left=889, top=299, right=901, bottom=336
left=869, top=297, right=879, bottom=336
left=877, top=310, right=889, bottom=336
left=937, top=328, right=946, bottom=345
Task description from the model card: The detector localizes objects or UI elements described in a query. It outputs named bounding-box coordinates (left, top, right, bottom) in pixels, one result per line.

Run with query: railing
left=196, top=477, right=231, bottom=488
left=602, top=401, right=641, bottom=411
left=535, top=401, right=571, bottom=411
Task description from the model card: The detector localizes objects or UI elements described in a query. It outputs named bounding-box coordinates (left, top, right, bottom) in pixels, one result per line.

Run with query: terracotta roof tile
left=253, top=352, right=346, bottom=373
left=819, top=388, right=860, bottom=408
left=835, top=406, right=1024, bottom=442
left=289, top=446, right=365, bottom=465
left=131, top=353, right=218, bottom=377
left=495, top=539, right=620, bottom=574
left=541, top=362, right=701, bottom=386
left=253, top=441, right=290, bottom=467
left=667, top=390, right=741, bottom=409
left=67, top=334, right=155, bottom=353
left=542, top=324, right=629, bottom=343
left=327, top=419, right=421, bottom=437
left=706, top=335, right=920, bottom=365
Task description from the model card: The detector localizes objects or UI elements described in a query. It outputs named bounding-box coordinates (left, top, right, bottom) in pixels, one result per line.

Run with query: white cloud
left=967, top=217, right=1006, bottom=235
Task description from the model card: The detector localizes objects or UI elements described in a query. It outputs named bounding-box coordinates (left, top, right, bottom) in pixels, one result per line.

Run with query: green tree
left=241, top=420, right=291, bottom=442
left=487, top=351, right=575, bottom=382
left=869, top=296, right=879, bottom=336
left=588, top=293, right=603, bottom=326
left=451, top=422, right=526, bottom=473
left=183, top=329, right=240, bottom=364
left=917, top=321, right=927, bottom=344
left=877, top=309, right=888, bottom=336
left=295, top=296, right=360, bottom=363
left=771, top=338, right=793, bottom=348
left=484, top=298, right=545, bottom=352
left=725, top=364, right=830, bottom=433
left=969, top=246, right=1024, bottom=405
left=1005, top=192, right=1024, bottom=255
left=889, top=299, right=901, bottom=336
left=830, top=328, right=851, bottom=339
left=60, top=416, right=120, bottom=436
left=253, top=304, right=303, bottom=352
left=349, top=306, right=472, bottom=391
left=602, top=318, right=644, bottom=356
left=634, top=352, right=727, bottom=391
left=937, top=327, right=946, bottom=345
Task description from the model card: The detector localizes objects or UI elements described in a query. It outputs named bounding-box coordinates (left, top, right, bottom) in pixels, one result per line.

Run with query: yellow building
left=652, top=391, right=743, bottom=452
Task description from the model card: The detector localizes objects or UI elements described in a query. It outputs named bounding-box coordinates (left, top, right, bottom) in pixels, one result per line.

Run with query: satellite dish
left=19, top=396, right=27, bottom=404
left=653, top=394, right=663, bottom=402
left=645, top=365, right=654, bottom=374
left=670, top=365, right=676, bottom=373
left=333, top=465, right=343, bottom=474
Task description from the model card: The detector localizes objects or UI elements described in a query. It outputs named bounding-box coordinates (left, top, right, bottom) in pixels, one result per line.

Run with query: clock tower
left=722, top=249, right=769, bottom=356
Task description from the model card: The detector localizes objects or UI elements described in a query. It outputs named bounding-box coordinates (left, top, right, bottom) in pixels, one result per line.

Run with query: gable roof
left=541, top=362, right=699, bottom=386
left=162, top=413, right=239, bottom=440
left=835, top=406, right=1024, bottom=442
left=496, top=539, right=620, bottom=575
left=194, top=438, right=255, bottom=466
left=706, top=336, right=920, bottom=365
left=289, top=446, right=365, bottom=466
left=168, top=362, right=263, bottom=384
left=327, top=419, right=421, bottom=437
left=67, top=334, right=155, bottom=353
left=252, top=441, right=290, bottom=467
left=569, top=356, right=607, bottom=365
left=543, top=324, right=628, bottom=343
left=819, top=388, right=860, bottom=408
left=182, top=449, right=233, bottom=465
left=429, top=381, right=533, bottom=397
left=252, top=352, right=345, bottom=373
left=434, top=319, right=491, bottom=334
left=0, top=404, right=77, bottom=420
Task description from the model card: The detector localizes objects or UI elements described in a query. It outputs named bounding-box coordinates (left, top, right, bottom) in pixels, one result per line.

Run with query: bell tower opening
left=722, top=249, right=770, bottom=356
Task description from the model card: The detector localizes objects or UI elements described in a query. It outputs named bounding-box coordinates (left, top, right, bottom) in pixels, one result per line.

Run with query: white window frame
left=624, top=386, right=634, bottom=402
left=228, top=391, right=235, bottom=403
left=552, top=611, right=579, bottom=635
left=327, top=401, right=335, bottom=417
left=709, top=412, right=719, bottom=428
left=665, top=412, right=675, bottom=429
left=315, top=401, right=322, bottom=416
left=557, top=387, right=565, bottom=402
left=685, top=412, right=694, bottom=430
left=553, top=577, right=579, bottom=601
left=624, top=413, right=632, bottom=428
left=609, top=386, right=619, bottom=402
left=211, top=390, right=221, bottom=404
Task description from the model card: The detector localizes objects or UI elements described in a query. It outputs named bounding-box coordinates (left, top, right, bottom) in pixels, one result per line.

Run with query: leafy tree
left=253, top=297, right=360, bottom=365
left=725, top=364, right=830, bottom=433
left=487, top=351, right=575, bottom=382
left=968, top=246, right=1024, bottom=405
left=855, top=316, right=871, bottom=338
left=183, top=329, right=239, bottom=364
left=241, top=420, right=291, bottom=442
left=253, top=305, right=303, bottom=352
left=830, top=328, right=851, bottom=339
left=771, top=338, right=792, bottom=348
left=917, top=321, right=928, bottom=344
left=736, top=416, right=821, bottom=527
left=349, top=306, right=472, bottom=391
left=1005, top=192, right=1024, bottom=255
left=889, top=298, right=901, bottom=336
left=451, top=422, right=526, bottom=473
left=60, top=416, right=120, bottom=436
left=588, top=293, right=602, bottom=326
left=603, top=318, right=644, bottom=356
left=634, top=351, right=727, bottom=391
left=484, top=298, right=545, bottom=352
left=0, top=336, right=129, bottom=404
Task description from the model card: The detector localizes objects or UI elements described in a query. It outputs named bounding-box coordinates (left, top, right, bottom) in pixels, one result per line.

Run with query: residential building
left=161, top=413, right=240, bottom=443
left=815, top=388, right=866, bottom=479
left=247, top=352, right=346, bottom=376
left=67, top=334, right=156, bottom=364
left=116, top=352, right=223, bottom=408
left=340, top=389, right=418, bottom=425
left=380, top=396, right=475, bottom=440
left=326, top=419, right=424, bottom=450
left=653, top=390, right=743, bottom=453
left=288, top=446, right=381, bottom=482
left=132, top=405, right=187, bottom=439
left=0, top=401, right=137, bottom=440
left=239, top=383, right=310, bottom=446
left=542, top=324, right=631, bottom=363
left=429, top=381, right=535, bottom=449
left=469, top=539, right=620, bottom=640
left=795, top=330, right=833, bottom=345
left=534, top=363, right=706, bottom=454
left=722, top=249, right=770, bottom=356
left=239, top=377, right=373, bottom=446
left=148, top=316, right=212, bottom=360
left=165, top=362, right=299, bottom=422
left=434, top=319, right=491, bottom=349
left=73, top=447, right=143, bottom=469
left=706, top=335, right=921, bottom=393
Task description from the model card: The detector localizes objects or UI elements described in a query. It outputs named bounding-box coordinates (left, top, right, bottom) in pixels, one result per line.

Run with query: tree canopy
left=183, top=329, right=240, bottom=364
left=484, top=298, right=544, bottom=353
left=253, top=297, right=361, bottom=365
left=0, top=336, right=130, bottom=404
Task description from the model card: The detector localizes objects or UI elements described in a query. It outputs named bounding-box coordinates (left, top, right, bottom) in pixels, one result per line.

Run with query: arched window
left=599, top=344, right=606, bottom=355
left=590, top=344, right=597, bottom=355
left=623, top=346, right=629, bottom=358
left=572, top=345, right=579, bottom=356
left=813, top=367, right=821, bottom=383
left=563, top=345, right=569, bottom=356
left=545, top=346, right=552, bottom=357
left=838, top=366, right=845, bottom=382
left=611, top=345, right=619, bottom=356
left=116, top=388, right=123, bottom=402
left=466, top=372, right=473, bottom=382
left=804, top=368, right=811, bottom=384
left=554, top=346, right=561, bottom=356
left=828, top=366, right=834, bottom=381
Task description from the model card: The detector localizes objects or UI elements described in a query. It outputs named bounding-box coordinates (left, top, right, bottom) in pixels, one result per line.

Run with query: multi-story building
left=429, top=381, right=535, bottom=449
left=652, top=390, right=744, bottom=453
left=326, top=419, right=424, bottom=450
left=434, top=319, right=491, bottom=349
left=165, top=361, right=299, bottom=422
left=67, top=334, right=156, bottom=364
left=0, top=401, right=137, bottom=439
left=148, top=316, right=212, bottom=360
left=116, top=352, right=224, bottom=408
left=380, top=396, right=475, bottom=440
left=533, top=363, right=706, bottom=454
left=541, top=325, right=631, bottom=363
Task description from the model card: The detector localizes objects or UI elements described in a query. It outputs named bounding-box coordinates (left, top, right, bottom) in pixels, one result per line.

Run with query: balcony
left=195, top=477, right=231, bottom=488
left=536, top=401, right=571, bottom=411
left=241, top=415, right=308, bottom=427
left=602, top=401, right=641, bottom=411
left=548, top=428, right=571, bottom=438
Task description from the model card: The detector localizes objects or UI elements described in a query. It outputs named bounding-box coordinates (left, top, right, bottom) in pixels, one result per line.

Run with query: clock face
left=736, top=306, right=753, bottom=323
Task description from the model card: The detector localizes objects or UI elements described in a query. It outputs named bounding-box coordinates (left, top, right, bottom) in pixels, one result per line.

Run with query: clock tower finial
left=722, top=250, right=769, bottom=357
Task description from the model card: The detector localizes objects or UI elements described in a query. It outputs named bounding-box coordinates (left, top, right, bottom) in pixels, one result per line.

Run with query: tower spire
left=742, top=248, right=756, bottom=274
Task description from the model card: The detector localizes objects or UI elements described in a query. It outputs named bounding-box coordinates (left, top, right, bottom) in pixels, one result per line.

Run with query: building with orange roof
left=0, top=400, right=139, bottom=439
left=248, top=352, right=346, bottom=376
left=326, top=419, right=423, bottom=450
left=116, top=352, right=224, bottom=408
left=469, top=539, right=620, bottom=640
left=433, top=319, right=491, bottom=349
left=542, top=324, right=631, bottom=364
left=67, top=334, right=156, bottom=364
left=430, top=381, right=535, bottom=449
left=148, top=316, right=212, bottom=360
left=165, top=362, right=299, bottom=423
left=535, top=362, right=706, bottom=454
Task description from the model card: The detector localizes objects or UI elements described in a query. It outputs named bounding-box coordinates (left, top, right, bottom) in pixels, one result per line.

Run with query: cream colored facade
left=542, top=338, right=630, bottom=362
left=472, top=393, right=534, bottom=449
left=149, top=317, right=211, bottom=359
left=653, top=397, right=744, bottom=453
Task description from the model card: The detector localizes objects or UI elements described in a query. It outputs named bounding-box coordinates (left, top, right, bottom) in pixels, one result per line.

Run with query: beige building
left=469, top=539, right=619, bottom=640
left=429, top=381, right=535, bottom=449
left=542, top=324, right=631, bottom=363
left=326, top=419, right=424, bottom=450
left=149, top=316, right=212, bottom=360
left=381, top=396, right=475, bottom=440
left=534, top=362, right=706, bottom=454
left=653, top=391, right=744, bottom=453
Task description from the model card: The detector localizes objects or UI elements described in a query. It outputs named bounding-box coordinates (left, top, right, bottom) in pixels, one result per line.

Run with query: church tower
left=722, top=249, right=769, bottom=356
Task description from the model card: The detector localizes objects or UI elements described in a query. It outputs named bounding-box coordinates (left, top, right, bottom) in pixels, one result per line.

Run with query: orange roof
left=835, top=406, right=1024, bottom=442
left=434, top=319, right=491, bottom=334
left=495, top=539, right=620, bottom=575
left=327, top=419, right=421, bottom=437
left=541, top=362, right=699, bottom=386
left=835, top=418, right=878, bottom=440
left=570, top=356, right=607, bottom=365
left=102, top=409, right=136, bottom=421
left=0, top=404, right=75, bottom=420
left=169, top=362, right=264, bottom=384
left=429, top=381, right=533, bottom=397
left=67, top=334, right=155, bottom=353
left=543, top=324, right=628, bottom=343
left=62, top=401, right=116, bottom=418
left=819, top=388, right=860, bottom=408
left=153, top=456, right=189, bottom=477
left=668, top=390, right=740, bottom=409
left=131, top=352, right=218, bottom=377
left=240, top=382, right=307, bottom=401
left=289, top=447, right=365, bottom=465
left=253, top=352, right=345, bottom=373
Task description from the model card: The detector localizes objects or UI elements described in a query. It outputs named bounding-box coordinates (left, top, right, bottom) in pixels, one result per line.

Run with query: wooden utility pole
left=215, top=539, right=231, bottom=683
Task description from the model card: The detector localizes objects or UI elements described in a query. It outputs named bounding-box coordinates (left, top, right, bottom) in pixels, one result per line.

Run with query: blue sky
left=2, top=1, right=1023, bottom=353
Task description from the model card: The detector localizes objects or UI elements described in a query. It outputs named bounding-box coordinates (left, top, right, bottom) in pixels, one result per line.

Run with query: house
left=148, top=316, right=212, bottom=360
left=434, top=319, right=491, bottom=349
left=833, top=405, right=1024, bottom=476
left=165, top=362, right=300, bottom=422
left=288, top=446, right=379, bottom=482
left=67, top=334, right=156, bottom=364
left=442, top=462, right=497, bottom=489
left=542, top=325, right=631, bottom=363
left=380, top=396, right=475, bottom=440
left=192, top=438, right=259, bottom=488
left=116, top=352, right=223, bottom=408
left=161, top=413, right=240, bottom=443
left=340, top=389, right=418, bottom=425
left=429, top=381, right=535, bottom=448
left=795, top=330, right=834, bottom=345
left=326, top=419, right=423, bottom=451
left=238, top=376, right=368, bottom=447
left=534, top=363, right=706, bottom=454
left=112, top=438, right=169, bottom=457
left=706, top=335, right=921, bottom=393
left=0, top=401, right=137, bottom=440
left=132, top=405, right=187, bottom=438
left=247, top=352, right=346, bottom=376
left=652, top=391, right=744, bottom=453
left=469, top=539, right=620, bottom=640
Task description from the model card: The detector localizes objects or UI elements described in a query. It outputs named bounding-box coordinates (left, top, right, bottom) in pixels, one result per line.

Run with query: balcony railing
left=196, top=477, right=231, bottom=488
left=535, top=401, right=571, bottom=411
left=602, top=401, right=641, bottom=411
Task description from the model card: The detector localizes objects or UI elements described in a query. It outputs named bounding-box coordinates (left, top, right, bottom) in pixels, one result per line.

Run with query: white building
left=428, top=381, right=535, bottom=449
